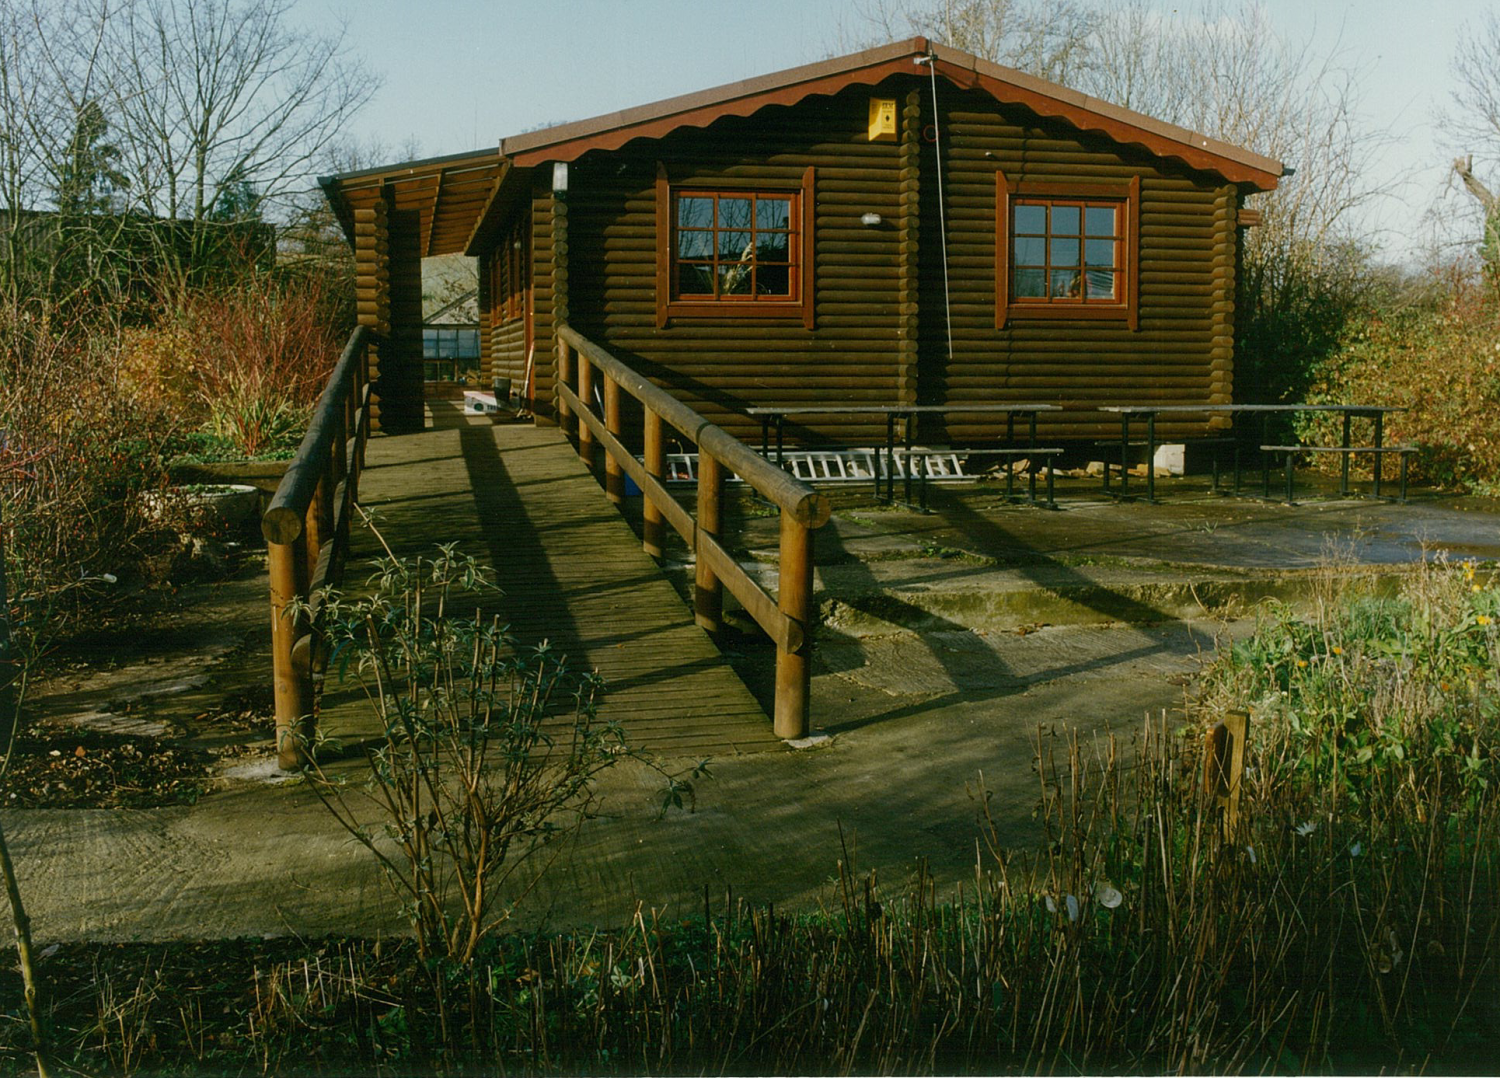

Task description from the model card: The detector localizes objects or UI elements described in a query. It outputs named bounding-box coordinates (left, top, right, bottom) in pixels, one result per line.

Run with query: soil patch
left=4, top=723, right=214, bottom=808
left=14, top=558, right=280, bottom=807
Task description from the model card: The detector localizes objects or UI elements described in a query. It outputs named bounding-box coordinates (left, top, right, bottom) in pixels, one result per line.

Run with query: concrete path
left=9, top=420, right=1500, bottom=942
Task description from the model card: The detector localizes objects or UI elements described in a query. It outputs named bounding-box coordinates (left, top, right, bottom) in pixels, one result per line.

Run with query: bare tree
left=101, top=0, right=379, bottom=279
left=836, top=0, right=1099, bottom=85
left=1443, top=7, right=1500, bottom=276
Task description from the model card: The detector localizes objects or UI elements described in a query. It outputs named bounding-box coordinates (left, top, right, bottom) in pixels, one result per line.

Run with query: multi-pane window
left=1011, top=200, right=1121, bottom=304
left=656, top=167, right=815, bottom=328
left=996, top=174, right=1138, bottom=329
left=673, top=191, right=796, bottom=300
left=422, top=327, right=480, bottom=382
left=501, top=219, right=529, bottom=322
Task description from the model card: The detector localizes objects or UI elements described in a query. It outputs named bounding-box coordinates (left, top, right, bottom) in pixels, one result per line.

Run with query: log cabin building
left=319, top=38, right=1283, bottom=449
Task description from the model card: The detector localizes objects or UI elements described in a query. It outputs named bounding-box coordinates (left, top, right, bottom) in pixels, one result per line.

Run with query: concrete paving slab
left=9, top=445, right=1500, bottom=942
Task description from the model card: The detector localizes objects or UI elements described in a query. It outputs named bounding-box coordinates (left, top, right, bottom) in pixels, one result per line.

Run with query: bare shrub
left=0, top=314, right=169, bottom=601
left=119, top=269, right=350, bottom=459
left=303, top=545, right=629, bottom=968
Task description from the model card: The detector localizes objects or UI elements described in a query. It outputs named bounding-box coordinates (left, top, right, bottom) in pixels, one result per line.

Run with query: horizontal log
left=561, top=385, right=696, bottom=543
left=561, top=326, right=829, bottom=527
left=696, top=532, right=801, bottom=652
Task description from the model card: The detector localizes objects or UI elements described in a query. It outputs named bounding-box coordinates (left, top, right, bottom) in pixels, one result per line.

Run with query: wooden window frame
left=995, top=173, right=1140, bottom=330
left=655, top=164, right=815, bottom=329
left=498, top=217, right=529, bottom=325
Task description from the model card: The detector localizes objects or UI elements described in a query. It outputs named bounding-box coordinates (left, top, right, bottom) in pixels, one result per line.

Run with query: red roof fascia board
left=928, top=48, right=1281, bottom=188
left=503, top=56, right=919, bottom=168
left=500, top=37, right=1281, bottom=190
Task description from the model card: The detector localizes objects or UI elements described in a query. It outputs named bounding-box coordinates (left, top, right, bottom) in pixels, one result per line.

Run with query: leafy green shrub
left=1202, top=558, right=1498, bottom=802
left=303, top=545, right=631, bottom=968
left=1300, top=274, right=1500, bottom=491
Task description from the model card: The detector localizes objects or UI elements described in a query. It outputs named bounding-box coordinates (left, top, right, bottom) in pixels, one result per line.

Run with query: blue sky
left=293, top=0, right=1484, bottom=264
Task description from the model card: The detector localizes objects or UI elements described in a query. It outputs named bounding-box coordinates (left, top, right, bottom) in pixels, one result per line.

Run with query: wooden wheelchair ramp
left=314, top=409, right=781, bottom=756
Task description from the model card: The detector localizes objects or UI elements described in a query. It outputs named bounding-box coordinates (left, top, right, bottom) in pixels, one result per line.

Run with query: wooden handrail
left=264, top=324, right=374, bottom=769
left=263, top=325, right=371, bottom=542
left=557, top=325, right=828, bottom=739
left=562, top=327, right=829, bottom=528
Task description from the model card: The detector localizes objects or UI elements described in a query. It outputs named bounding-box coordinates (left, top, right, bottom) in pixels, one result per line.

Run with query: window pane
left=457, top=330, right=480, bottom=358
left=1050, top=237, right=1080, bottom=266
left=1051, top=205, right=1080, bottom=234
left=1014, top=204, right=1046, bottom=233
left=757, top=263, right=790, bottom=296
left=719, top=197, right=752, bottom=229
left=423, top=329, right=438, bottom=357
left=437, top=331, right=457, bottom=358
left=678, top=263, right=715, bottom=295
left=757, top=233, right=789, bottom=261
left=757, top=198, right=791, bottom=229
left=719, top=264, right=753, bottom=295
left=1013, top=236, right=1046, bottom=264
left=677, top=230, right=713, bottom=258
left=1086, top=269, right=1117, bottom=299
left=678, top=197, right=713, bottom=228
left=1085, top=206, right=1117, bottom=236
left=1085, top=238, right=1116, bottom=267
left=719, top=230, right=753, bottom=260
left=1050, top=269, right=1081, bottom=297
left=1014, top=267, right=1047, bottom=298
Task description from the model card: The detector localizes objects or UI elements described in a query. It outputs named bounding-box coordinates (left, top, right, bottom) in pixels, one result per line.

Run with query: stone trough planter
left=141, top=483, right=262, bottom=534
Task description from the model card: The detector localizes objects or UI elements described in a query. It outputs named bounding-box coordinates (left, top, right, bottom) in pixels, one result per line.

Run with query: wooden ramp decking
left=315, top=405, right=782, bottom=756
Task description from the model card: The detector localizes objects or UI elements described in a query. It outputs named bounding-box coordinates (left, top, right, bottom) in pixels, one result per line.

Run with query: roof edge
left=930, top=42, right=1283, bottom=181
left=499, top=38, right=931, bottom=160
left=324, top=145, right=502, bottom=188
left=495, top=36, right=1281, bottom=190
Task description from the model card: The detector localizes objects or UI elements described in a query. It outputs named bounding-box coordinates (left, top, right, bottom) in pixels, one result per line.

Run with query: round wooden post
left=577, top=349, right=595, bottom=474
left=557, top=337, right=575, bottom=442
left=694, top=452, right=724, bottom=635
left=604, top=374, right=624, bottom=505
left=332, top=408, right=348, bottom=493
left=268, top=537, right=312, bottom=769
left=775, top=509, right=814, bottom=740
left=303, top=479, right=323, bottom=584
left=643, top=409, right=665, bottom=558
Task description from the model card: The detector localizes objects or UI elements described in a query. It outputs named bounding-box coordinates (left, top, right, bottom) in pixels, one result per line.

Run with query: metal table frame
left=746, top=403, right=1062, bottom=506
left=1097, top=403, right=1408, bottom=503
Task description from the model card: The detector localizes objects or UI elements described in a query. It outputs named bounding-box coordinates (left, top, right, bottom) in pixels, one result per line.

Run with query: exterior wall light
left=552, top=161, right=569, bottom=198
left=861, top=212, right=882, bottom=226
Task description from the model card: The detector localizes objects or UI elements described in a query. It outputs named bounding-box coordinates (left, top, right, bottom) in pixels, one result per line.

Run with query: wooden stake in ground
left=0, top=820, right=50, bottom=1077
left=1204, top=709, right=1250, bottom=838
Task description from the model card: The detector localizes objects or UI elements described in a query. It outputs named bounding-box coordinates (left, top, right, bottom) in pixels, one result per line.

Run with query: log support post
left=577, top=348, right=595, bottom=474
left=643, top=409, right=665, bottom=558
left=558, top=337, right=576, bottom=444
left=305, top=471, right=331, bottom=584
left=604, top=375, right=624, bottom=505
left=694, top=452, right=724, bottom=635
left=268, top=537, right=312, bottom=769
left=774, top=510, right=814, bottom=739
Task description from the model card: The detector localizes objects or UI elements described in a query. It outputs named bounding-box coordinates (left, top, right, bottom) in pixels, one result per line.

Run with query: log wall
left=353, top=200, right=389, bottom=432
left=923, top=87, right=1236, bottom=441
left=475, top=76, right=1242, bottom=445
